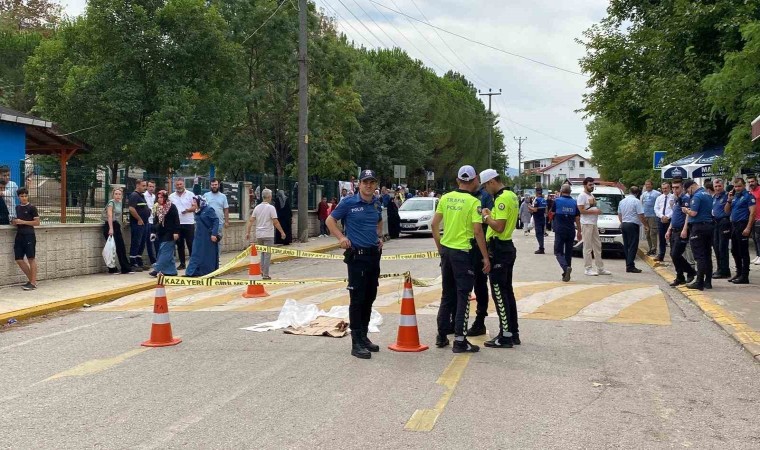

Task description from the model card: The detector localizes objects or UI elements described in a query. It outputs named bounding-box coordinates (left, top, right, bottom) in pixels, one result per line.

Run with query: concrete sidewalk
left=0, top=238, right=340, bottom=324
left=638, top=245, right=760, bottom=362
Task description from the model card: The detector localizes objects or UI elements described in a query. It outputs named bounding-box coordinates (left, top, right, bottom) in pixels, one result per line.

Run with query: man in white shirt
left=144, top=180, right=157, bottom=265
left=245, top=189, right=286, bottom=279
left=203, top=178, right=230, bottom=259
left=618, top=186, right=649, bottom=273
left=169, top=179, right=196, bottom=270
left=577, top=177, right=611, bottom=276
left=0, top=165, right=19, bottom=223
left=653, top=181, right=674, bottom=262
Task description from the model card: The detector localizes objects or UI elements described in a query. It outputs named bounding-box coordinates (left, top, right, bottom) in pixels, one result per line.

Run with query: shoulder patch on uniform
left=498, top=203, right=505, bottom=210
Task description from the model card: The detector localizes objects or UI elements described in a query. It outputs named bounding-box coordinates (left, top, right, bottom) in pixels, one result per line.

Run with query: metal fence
left=1, top=159, right=340, bottom=224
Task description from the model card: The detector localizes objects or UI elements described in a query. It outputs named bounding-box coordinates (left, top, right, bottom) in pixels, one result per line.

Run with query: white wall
left=543, top=156, right=599, bottom=184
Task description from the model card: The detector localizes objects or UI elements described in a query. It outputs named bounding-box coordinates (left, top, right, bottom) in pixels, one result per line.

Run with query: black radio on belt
left=343, top=248, right=354, bottom=263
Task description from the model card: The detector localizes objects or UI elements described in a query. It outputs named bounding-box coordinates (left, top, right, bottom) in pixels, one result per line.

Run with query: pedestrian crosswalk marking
left=523, top=284, right=645, bottom=321
left=566, top=286, right=662, bottom=322
left=91, top=280, right=671, bottom=326
left=608, top=293, right=670, bottom=326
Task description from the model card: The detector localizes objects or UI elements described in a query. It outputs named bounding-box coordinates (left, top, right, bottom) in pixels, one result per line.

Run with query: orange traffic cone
left=141, top=284, right=182, bottom=347
left=388, top=276, right=429, bottom=352
left=242, top=244, right=269, bottom=298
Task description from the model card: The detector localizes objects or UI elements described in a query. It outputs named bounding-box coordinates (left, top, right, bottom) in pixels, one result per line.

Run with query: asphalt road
left=2, top=231, right=759, bottom=449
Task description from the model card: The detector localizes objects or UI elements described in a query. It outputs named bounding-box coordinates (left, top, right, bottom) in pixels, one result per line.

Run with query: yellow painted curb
left=0, top=242, right=341, bottom=325
left=638, top=247, right=760, bottom=363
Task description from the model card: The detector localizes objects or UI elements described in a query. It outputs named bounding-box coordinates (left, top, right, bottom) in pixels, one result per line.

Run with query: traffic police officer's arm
left=431, top=211, right=443, bottom=253
left=470, top=202, right=491, bottom=274
left=481, top=208, right=506, bottom=233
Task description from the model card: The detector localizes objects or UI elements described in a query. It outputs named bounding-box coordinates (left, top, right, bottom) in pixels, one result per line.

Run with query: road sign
left=653, top=151, right=667, bottom=170
left=426, top=171, right=435, bottom=181
left=393, top=165, right=406, bottom=179
left=752, top=115, right=760, bottom=142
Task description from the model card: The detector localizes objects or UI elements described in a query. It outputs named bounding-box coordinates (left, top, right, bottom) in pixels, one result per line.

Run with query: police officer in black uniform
left=682, top=180, right=714, bottom=291
left=326, top=170, right=383, bottom=359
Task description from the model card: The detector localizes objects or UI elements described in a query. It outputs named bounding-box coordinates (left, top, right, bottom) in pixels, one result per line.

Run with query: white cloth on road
left=241, top=299, right=383, bottom=333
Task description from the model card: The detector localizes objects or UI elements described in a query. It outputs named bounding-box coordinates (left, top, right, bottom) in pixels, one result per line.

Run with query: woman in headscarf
left=185, top=195, right=220, bottom=277
left=274, top=189, right=293, bottom=245
left=149, top=190, right=180, bottom=277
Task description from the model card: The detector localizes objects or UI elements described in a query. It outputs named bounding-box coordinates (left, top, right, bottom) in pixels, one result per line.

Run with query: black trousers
left=534, top=218, right=545, bottom=250
left=670, top=229, right=695, bottom=280
left=713, top=218, right=731, bottom=276
left=346, top=250, right=381, bottom=332
left=488, top=240, right=518, bottom=336
left=175, top=224, right=195, bottom=265
left=657, top=220, right=669, bottom=259
left=689, top=222, right=714, bottom=285
left=102, top=222, right=131, bottom=274
left=437, top=246, right=475, bottom=337
left=621, top=222, right=640, bottom=270
left=553, top=229, right=574, bottom=272
left=470, top=245, right=490, bottom=319
left=754, top=222, right=760, bottom=257
left=731, top=220, right=751, bottom=277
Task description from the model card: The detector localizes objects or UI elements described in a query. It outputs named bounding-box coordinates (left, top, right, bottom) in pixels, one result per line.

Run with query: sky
left=57, top=0, right=609, bottom=167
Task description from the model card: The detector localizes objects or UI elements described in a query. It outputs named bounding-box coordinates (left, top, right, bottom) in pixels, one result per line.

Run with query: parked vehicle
left=399, top=197, right=442, bottom=235
left=570, top=185, right=625, bottom=256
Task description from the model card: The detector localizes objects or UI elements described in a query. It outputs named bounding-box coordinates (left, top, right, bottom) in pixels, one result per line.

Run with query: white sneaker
left=584, top=268, right=599, bottom=276
left=753, top=256, right=760, bottom=265
left=597, top=269, right=612, bottom=275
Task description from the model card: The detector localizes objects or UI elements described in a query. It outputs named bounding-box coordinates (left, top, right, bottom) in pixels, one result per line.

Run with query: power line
left=320, top=0, right=377, bottom=49
left=366, top=0, right=447, bottom=73
left=349, top=0, right=401, bottom=48
left=369, top=0, right=586, bottom=77
left=242, top=0, right=290, bottom=44
left=505, top=117, right=586, bottom=150
left=386, top=0, right=459, bottom=73
left=408, top=0, right=493, bottom=88
left=336, top=0, right=388, bottom=47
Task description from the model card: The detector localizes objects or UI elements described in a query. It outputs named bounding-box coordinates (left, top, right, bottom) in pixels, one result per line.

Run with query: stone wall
left=0, top=210, right=320, bottom=286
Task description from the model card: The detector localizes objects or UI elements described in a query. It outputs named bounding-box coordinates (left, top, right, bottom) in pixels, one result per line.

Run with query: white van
left=569, top=185, right=625, bottom=255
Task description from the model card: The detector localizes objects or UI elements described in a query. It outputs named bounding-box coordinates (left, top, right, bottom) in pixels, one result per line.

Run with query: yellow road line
left=98, top=287, right=202, bottom=311
left=404, top=329, right=489, bottom=432
left=523, top=284, right=635, bottom=321
left=513, top=282, right=567, bottom=300
left=44, top=348, right=149, bottom=382
left=607, top=293, right=671, bottom=325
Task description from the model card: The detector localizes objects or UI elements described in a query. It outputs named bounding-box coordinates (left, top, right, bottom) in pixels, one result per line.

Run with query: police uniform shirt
left=551, top=195, right=580, bottom=234
left=330, top=194, right=382, bottom=248
left=436, top=190, right=481, bottom=250
left=532, top=196, right=547, bottom=220
left=671, top=194, right=689, bottom=229
left=730, top=190, right=757, bottom=222
left=712, top=192, right=729, bottom=220
left=487, top=188, right=519, bottom=241
left=689, top=188, right=713, bottom=223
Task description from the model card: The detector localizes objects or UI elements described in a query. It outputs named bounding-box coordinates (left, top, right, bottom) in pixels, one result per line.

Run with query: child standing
left=13, top=187, right=40, bottom=290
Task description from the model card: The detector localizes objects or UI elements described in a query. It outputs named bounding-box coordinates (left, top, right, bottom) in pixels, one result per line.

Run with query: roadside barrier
left=388, top=275, right=429, bottom=352
left=141, top=284, right=182, bottom=347
left=242, top=245, right=269, bottom=298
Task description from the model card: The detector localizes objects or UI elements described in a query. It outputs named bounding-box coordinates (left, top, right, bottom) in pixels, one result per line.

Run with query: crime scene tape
left=158, top=272, right=436, bottom=287
left=201, top=246, right=251, bottom=279
left=254, top=244, right=440, bottom=261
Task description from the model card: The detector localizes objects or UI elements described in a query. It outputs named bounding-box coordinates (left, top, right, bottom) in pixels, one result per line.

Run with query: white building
left=523, top=154, right=599, bottom=186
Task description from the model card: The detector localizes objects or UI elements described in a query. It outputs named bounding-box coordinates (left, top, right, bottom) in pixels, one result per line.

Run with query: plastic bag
left=241, top=299, right=383, bottom=333
left=527, top=216, right=535, bottom=231
left=102, top=236, right=117, bottom=269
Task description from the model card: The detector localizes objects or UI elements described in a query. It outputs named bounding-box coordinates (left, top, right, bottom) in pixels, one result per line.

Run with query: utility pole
left=514, top=136, right=527, bottom=190
left=478, top=88, right=501, bottom=168
left=297, top=0, right=308, bottom=242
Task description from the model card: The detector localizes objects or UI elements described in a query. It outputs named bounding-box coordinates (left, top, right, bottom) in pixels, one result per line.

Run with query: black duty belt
left=353, top=247, right=380, bottom=255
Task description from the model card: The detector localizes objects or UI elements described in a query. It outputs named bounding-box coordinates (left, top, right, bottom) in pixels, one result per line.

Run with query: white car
left=570, top=185, right=625, bottom=255
left=399, top=197, right=442, bottom=235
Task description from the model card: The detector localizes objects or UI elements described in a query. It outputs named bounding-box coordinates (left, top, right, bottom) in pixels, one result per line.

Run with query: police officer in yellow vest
left=432, top=166, right=490, bottom=353
left=479, top=169, right=521, bottom=347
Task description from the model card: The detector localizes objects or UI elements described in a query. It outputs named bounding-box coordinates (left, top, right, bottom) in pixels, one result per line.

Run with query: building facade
left=523, top=154, right=599, bottom=186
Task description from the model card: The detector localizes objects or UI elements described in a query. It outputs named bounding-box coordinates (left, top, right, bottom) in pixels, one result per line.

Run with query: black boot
left=467, top=316, right=486, bottom=336
left=436, top=334, right=450, bottom=348
left=351, top=331, right=371, bottom=359
left=685, top=272, right=704, bottom=291
left=360, top=330, right=380, bottom=352
left=452, top=337, right=480, bottom=353
left=669, top=277, right=685, bottom=287
left=732, top=274, right=750, bottom=284
left=484, top=332, right=514, bottom=348
left=512, top=332, right=521, bottom=345
left=704, top=272, right=712, bottom=289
